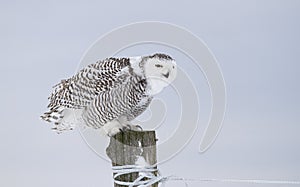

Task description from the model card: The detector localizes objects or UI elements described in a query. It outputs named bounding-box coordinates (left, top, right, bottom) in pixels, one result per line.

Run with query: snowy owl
left=41, top=53, right=177, bottom=136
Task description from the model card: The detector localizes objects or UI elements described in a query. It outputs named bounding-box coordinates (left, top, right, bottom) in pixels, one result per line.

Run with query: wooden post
left=106, top=130, right=158, bottom=187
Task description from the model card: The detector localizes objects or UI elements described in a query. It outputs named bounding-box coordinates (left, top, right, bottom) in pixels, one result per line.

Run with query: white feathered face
left=143, top=54, right=177, bottom=95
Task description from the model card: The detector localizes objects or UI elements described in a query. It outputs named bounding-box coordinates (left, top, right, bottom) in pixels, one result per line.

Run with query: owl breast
left=125, top=96, right=153, bottom=121
left=82, top=76, right=152, bottom=128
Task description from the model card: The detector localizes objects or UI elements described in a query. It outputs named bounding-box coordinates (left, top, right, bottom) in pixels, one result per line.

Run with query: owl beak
left=162, top=71, right=170, bottom=78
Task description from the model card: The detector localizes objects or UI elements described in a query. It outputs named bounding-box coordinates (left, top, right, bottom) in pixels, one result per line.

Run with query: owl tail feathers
left=40, top=107, right=81, bottom=133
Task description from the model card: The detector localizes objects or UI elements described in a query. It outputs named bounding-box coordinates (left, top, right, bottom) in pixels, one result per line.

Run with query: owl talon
left=126, top=124, right=132, bottom=130
left=135, top=125, right=143, bottom=131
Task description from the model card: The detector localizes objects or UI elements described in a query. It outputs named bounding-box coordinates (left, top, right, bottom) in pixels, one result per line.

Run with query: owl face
left=143, top=54, right=177, bottom=94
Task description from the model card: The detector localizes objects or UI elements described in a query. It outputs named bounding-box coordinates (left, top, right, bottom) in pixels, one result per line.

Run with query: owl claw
left=124, top=124, right=132, bottom=130
left=134, top=125, right=143, bottom=131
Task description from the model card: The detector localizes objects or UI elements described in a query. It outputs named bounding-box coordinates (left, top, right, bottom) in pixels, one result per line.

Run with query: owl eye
left=155, top=64, right=163, bottom=68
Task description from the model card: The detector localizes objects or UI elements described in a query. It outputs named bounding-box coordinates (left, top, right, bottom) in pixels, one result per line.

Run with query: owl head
left=142, top=53, right=177, bottom=95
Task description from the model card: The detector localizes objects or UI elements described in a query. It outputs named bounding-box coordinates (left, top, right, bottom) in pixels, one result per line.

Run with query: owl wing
left=46, top=57, right=132, bottom=110
left=41, top=57, right=133, bottom=130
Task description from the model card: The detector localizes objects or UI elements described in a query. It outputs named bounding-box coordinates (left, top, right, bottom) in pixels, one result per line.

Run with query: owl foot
left=102, top=120, right=123, bottom=137
left=122, top=124, right=143, bottom=131
left=106, top=127, right=122, bottom=137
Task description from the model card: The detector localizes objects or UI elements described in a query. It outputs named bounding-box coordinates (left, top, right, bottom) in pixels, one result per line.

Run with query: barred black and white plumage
left=41, top=53, right=177, bottom=136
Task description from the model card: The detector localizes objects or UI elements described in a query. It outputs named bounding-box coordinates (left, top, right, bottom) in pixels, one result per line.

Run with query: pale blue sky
left=1, top=0, right=300, bottom=187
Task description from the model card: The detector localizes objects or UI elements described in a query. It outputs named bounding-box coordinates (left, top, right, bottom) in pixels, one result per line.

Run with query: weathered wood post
left=106, top=130, right=158, bottom=187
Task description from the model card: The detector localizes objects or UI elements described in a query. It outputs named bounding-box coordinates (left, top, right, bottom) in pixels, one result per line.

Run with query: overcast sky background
left=1, top=1, right=300, bottom=187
